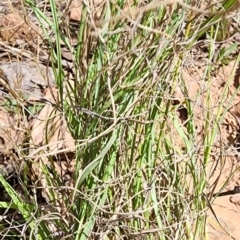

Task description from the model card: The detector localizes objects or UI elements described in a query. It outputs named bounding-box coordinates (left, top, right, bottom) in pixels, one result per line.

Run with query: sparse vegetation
left=0, top=0, right=240, bottom=239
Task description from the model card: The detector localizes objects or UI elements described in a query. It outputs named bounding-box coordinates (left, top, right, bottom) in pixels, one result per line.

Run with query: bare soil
left=177, top=61, right=240, bottom=239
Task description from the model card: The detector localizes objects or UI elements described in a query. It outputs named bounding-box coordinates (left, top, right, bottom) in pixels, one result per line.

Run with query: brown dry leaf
left=218, top=61, right=238, bottom=82
left=0, top=13, right=38, bottom=43
left=179, top=70, right=200, bottom=100
left=30, top=88, right=75, bottom=206
left=0, top=61, right=55, bottom=98
left=69, top=0, right=140, bottom=22
left=230, top=195, right=240, bottom=205
left=69, top=0, right=82, bottom=21
left=173, top=65, right=235, bottom=159
left=174, top=68, right=204, bottom=117
left=0, top=106, right=23, bottom=149
left=31, top=88, right=75, bottom=154
left=175, top=66, right=228, bottom=118
left=61, top=48, right=73, bottom=61
left=0, top=106, right=25, bottom=177
left=218, top=61, right=240, bottom=116
left=69, top=0, right=106, bottom=21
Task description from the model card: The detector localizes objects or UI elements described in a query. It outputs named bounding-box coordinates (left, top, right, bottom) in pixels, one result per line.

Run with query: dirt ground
left=178, top=61, right=240, bottom=239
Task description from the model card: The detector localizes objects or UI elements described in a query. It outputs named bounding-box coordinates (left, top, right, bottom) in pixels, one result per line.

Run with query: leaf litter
left=173, top=59, right=240, bottom=239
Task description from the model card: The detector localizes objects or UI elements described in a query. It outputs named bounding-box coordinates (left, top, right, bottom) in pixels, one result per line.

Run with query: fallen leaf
left=0, top=13, right=38, bottom=43
left=0, top=61, right=55, bottom=98
left=31, top=88, right=75, bottom=153
left=69, top=0, right=82, bottom=21
left=30, top=88, right=75, bottom=206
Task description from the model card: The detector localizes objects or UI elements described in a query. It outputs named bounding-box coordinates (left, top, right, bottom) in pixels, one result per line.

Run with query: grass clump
left=0, top=0, right=239, bottom=239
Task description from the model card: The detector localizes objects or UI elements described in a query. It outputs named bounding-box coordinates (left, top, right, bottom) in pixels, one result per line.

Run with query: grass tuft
left=0, top=0, right=239, bottom=239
